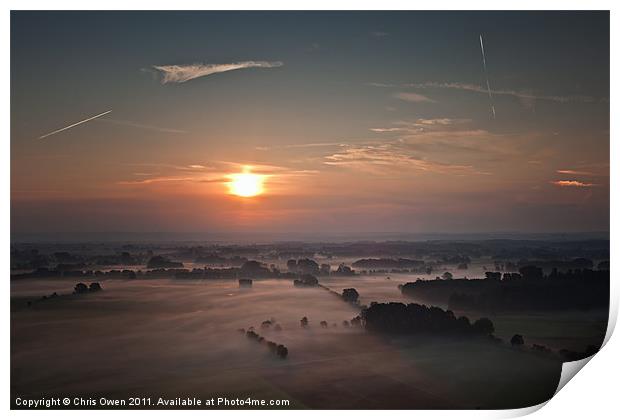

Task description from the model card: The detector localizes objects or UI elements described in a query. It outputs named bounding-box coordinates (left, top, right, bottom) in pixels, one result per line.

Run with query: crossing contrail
left=479, top=34, right=496, bottom=119
left=38, top=109, right=112, bottom=140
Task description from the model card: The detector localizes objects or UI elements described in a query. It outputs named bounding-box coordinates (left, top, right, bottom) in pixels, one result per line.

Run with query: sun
left=228, top=172, right=265, bottom=197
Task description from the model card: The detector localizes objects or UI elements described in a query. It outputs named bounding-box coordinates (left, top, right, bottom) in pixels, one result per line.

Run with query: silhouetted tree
left=300, top=316, right=309, bottom=328
left=296, top=258, right=320, bottom=275
left=147, top=255, right=183, bottom=269
left=342, top=288, right=359, bottom=303
left=240, top=261, right=271, bottom=277
left=442, top=272, right=453, bottom=280
left=74, top=283, right=88, bottom=294
left=276, top=344, right=288, bottom=359
left=472, top=318, right=495, bottom=336
left=511, top=334, right=525, bottom=347
left=519, top=265, right=543, bottom=281
left=485, top=272, right=501, bottom=281
left=294, top=274, right=319, bottom=287
left=335, top=263, right=354, bottom=276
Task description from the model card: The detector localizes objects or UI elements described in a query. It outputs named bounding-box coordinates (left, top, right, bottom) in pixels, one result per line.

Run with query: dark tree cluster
left=342, top=288, right=360, bottom=303
left=334, top=263, right=355, bottom=276
left=361, top=302, right=495, bottom=337
left=194, top=254, right=247, bottom=267
left=510, top=334, right=525, bottom=347
left=74, top=282, right=103, bottom=294
left=26, top=291, right=59, bottom=307
left=400, top=267, right=609, bottom=312
left=558, top=345, right=599, bottom=361
left=239, top=261, right=272, bottom=278
left=243, top=328, right=288, bottom=359
left=293, top=274, right=319, bottom=287
left=147, top=256, right=183, bottom=269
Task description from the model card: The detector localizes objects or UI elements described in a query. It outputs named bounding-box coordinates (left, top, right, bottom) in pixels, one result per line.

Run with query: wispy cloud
left=256, top=142, right=347, bottom=151
left=323, top=143, right=489, bottom=176
left=370, top=81, right=601, bottom=105
left=551, top=180, right=596, bottom=188
left=408, top=82, right=597, bottom=104
left=99, top=118, right=187, bottom=134
left=370, top=118, right=471, bottom=133
left=118, top=161, right=318, bottom=188
left=394, top=92, right=435, bottom=103
left=556, top=169, right=595, bottom=176
left=153, top=61, right=283, bottom=84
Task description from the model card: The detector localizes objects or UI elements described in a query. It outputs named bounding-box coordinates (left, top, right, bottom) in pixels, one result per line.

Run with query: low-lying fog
left=12, top=276, right=590, bottom=409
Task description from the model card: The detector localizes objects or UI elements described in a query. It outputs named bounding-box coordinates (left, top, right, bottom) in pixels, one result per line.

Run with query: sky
left=10, top=11, right=610, bottom=238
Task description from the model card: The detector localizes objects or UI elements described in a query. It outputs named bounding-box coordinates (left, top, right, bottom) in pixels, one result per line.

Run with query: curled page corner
left=555, top=355, right=595, bottom=396
left=552, top=299, right=617, bottom=398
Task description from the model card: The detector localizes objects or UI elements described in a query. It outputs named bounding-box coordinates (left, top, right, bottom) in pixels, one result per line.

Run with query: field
left=10, top=276, right=593, bottom=409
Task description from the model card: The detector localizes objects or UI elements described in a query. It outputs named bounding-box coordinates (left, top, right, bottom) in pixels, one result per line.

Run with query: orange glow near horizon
left=227, top=170, right=265, bottom=197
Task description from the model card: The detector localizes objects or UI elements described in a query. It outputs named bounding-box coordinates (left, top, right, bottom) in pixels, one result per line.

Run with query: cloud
left=99, top=118, right=187, bottom=134
left=323, top=143, right=489, bottom=176
left=556, top=169, right=595, bottom=176
left=152, top=61, right=283, bottom=84
left=370, top=82, right=602, bottom=106
left=369, top=128, right=405, bottom=133
left=118, top=160, right=319, bottom=189
left=370, top=118, right=471, bottom=133
left=394, top=92, right=436, bottom=103
left=256, top=142, right=348, bottom=151
left=551, top=180, right=596, bottom=188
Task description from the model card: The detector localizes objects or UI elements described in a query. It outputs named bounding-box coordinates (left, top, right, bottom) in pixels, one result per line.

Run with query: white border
left=3, top=2, right=617, bottom=419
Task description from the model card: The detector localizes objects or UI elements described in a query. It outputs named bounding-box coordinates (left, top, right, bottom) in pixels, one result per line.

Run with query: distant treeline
left=361, top=302, right=495, bottom=336
left=400, top=267, right=609, bottom=311
left=11, top=259, right=357, bottom=281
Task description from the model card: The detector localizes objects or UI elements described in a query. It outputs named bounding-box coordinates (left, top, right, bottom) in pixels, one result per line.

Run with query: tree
left=472, top=318, right=495, bottom=336
left=335, top=263, right=354, bottom=276
left=300, top=316, right=309, bottom=328
left=442, top=272, right=453, bottom=280
left=342, top=288, right=360, bottom=303
left=519, top=265, right=543, bottom=281
left=276, top=344, right=288, bottom=359
left=240, top=261, right=270, bottom=277
left=485, top=272, right=502, bottom=281
left=147, top=255, right=183, bottom=269
left=74, top=283, right=88, bottom=294
left=297, top=258, right=320, bottom=275
left=294, top=274, right=318, bottom=287
left=511, top=334, right=525, bottom=347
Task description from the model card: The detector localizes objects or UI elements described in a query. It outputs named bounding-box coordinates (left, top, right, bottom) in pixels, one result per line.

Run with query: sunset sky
left=11, top=11, right=609, bottom=237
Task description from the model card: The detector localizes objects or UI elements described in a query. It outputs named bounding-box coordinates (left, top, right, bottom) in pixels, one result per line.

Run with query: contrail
left=38, top=109, right=112, bottom=140
left=479, top=34, right=496, bottom=119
